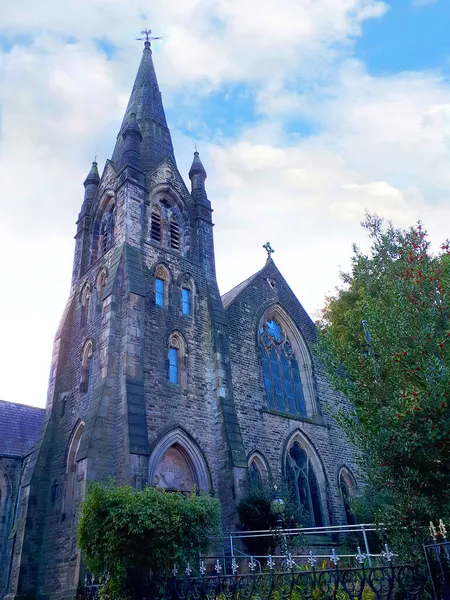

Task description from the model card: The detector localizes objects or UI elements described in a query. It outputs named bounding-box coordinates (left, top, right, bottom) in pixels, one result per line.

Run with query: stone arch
left=66, top=420, right=85, bottom=473
left=338, top=466, right=357, bottom=525
left=178, top=272, right=196, bottom=316
left=91, top=192, right=116, bottom=264
left=80, top=339, right=94, bottom=393
left=79, top=282, right=91, bottom=328
left=148, top=428, right=211, bottom=493
left=248, top=451, right=270, bottom=482
left=153, top=262, right=172, bottom=307
left=148, top=184, right=190, bottom=254
left=63, top=421, right=85, bottom=519
left=168, top=330, right=188, bottom=387
left=258, top=304, right=317, bottom=417
left=283, top=430, right=330, bottom=527
left=95, top=268, right=108, bottom=312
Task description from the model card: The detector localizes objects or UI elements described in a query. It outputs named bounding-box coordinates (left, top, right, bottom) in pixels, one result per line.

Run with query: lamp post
left=271, top=485, right=288, bottom=556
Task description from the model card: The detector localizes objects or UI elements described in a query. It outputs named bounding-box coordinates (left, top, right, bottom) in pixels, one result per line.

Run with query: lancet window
left=339, top=468, right=356, bottom=525
left=168, top=332, right=186, bottom=386
left=80, top=340, right=93, bottom=394
left=154, top=265, right=170, bottom=307
left=99, top=202, right=116, bottom=256
left=80, top=284, right=90, bottom=328
left=286, top=440, right=324, bottom=527
left=149, top=199, right=183, bottom=252
left=259, top=319, right=307, bottom=416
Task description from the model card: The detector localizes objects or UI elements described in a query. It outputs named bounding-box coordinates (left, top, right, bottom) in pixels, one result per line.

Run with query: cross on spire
left=263, top=242, right=275, bottom=259
left=136, top=29, right=163, bottom=48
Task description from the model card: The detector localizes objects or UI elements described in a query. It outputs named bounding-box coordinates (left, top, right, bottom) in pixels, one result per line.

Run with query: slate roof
left=0, top=400, right=45, bottom=457
left=111, top=42, right=175, bottom=173
left=221, top=266, right=264, bottom=309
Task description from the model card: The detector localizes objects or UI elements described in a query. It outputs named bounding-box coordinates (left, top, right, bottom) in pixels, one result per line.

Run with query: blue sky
left=1, top=0, right=450, bottom=406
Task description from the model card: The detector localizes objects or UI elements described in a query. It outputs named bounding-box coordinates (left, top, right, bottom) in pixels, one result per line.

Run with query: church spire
left=111, top=37, right=175, bottom=173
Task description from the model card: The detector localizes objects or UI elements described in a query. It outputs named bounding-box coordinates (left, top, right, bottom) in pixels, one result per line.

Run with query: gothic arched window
left=170, top=215, right=180, bottom=250
left=80, top=340, right=93, bottom=394
left=286, top=440, right=324, bottom=527
left=80, top=283, right=90, bottom=328
left=168, top=332, right=186, bottom=386
left=248, top=453, right=269, bottom=484
left=99, top=202, right=116, bottom=256
left=260, top=319, right=307, bottom=416
left=339, top=468, right=356, bottom=525
left=95, top=269, right=107, bottom=313
left=151, top=206, right=162, bottom=243
left=155, top=265, right=170, bottom=307
left=64, top=421, right=85, bottom=519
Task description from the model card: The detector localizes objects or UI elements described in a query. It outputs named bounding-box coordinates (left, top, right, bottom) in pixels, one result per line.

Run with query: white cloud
left=1, top=0, right=449, bottom=408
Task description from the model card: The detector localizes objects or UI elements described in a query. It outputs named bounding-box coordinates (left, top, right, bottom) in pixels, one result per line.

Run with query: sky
left=1, top=0, right=450, bottom=408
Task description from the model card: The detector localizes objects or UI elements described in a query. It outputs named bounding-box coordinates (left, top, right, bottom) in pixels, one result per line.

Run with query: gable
left=222, top=260, right=317, bottom=347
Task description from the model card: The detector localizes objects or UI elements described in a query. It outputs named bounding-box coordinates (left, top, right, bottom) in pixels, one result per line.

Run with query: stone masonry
left=0, top=39, right=359, bottom=600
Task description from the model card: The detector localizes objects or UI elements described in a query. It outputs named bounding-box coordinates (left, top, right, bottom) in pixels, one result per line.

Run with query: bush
left=78, top=482, right=221, bottom=599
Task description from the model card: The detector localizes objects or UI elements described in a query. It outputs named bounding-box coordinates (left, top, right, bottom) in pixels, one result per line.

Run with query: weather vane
left=263, top=242, right=275, bottom=259
left=136, top=29, right=163, bottom=46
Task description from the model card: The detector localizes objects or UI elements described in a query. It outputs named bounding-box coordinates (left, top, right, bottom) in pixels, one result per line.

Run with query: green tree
left=78, top=482, right=220, bottom=599
left=317, top=214, right=450, bottom=557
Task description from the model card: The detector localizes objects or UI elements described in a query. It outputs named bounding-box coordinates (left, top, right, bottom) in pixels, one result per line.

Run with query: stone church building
left=0, top=39, right=358, bottom=600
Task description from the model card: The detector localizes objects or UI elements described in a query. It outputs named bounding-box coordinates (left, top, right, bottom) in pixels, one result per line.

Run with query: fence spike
left=215, top=559, right=222, bottom=574
left=439, top=519, right=448, bottom=539
left=330, top=549, right=340, bottom=566
left=430, top=521, right=437, bottom=541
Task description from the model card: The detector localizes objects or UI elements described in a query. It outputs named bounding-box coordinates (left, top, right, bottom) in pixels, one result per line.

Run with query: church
left=0, top=37, right=358, bottom=600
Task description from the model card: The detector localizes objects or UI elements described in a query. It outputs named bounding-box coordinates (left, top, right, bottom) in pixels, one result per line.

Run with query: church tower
left=7, top=37, right=248, bottom=600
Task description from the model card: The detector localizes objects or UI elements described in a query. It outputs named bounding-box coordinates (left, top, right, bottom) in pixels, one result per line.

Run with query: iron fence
left=78, top=551, right=425, bottom=600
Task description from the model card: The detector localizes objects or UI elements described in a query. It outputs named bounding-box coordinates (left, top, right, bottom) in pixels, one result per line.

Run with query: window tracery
left=286, top=440, right=324, bottom=527
left=149, top=198, right=183, bottom=252
left=260, top=319, right=307, bottom=416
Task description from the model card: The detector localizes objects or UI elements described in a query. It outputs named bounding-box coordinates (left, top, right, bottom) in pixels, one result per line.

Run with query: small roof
left=0, top=400, right=45, bottom=457
left=221, top=267, right=263, bottom=309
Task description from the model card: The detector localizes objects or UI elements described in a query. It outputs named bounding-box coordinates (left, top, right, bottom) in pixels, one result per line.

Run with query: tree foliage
left=317, top=214, right=450, bottom=555
left=237, top=477, right=306, bottom=555
left=78, top=482, right=220, bottom=598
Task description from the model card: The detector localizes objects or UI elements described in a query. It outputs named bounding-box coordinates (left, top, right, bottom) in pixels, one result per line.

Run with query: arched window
left=286, top=439, right=324, bottom=527
left=95, top=269, right=107, bottom=313
left=80, top=340, right=93, bottom=394
left=339, top=468, right=357, bottom=525
left=180, top=275, right=194, bottom=317
left=80, top=283, right=90, bottom=328
left=64, top=421, right=85, bottom=519
left=155, top=265, right=170, bottom=307
left=168, top=332, right=186, bottom=386
left=260, top=318, right=307, bottom=416
left=170, top=215, right=180, bottom=250
left=99, top=202, right=116, bottom=256
left=151, top=206, right=162, bottom=243
left=248, top=452, right=269, bottom=484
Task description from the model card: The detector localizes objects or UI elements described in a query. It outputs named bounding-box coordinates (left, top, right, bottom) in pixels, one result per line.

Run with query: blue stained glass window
left=169, top=347, right=179, bottom=383
left=281, top=353, right=296, bottom=414
left=270, top=349, right=284, bottom=412
left=182, top=288, right=191, bottom=316
left=266, top=320, right=283, bottom=342
left=291, top=357, right=307, bottom=416
left=259, top=318, right=308, bottom=417
left=261, top=347, right=274, bottom=409
left=155, top=278, right=165, bottom=306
